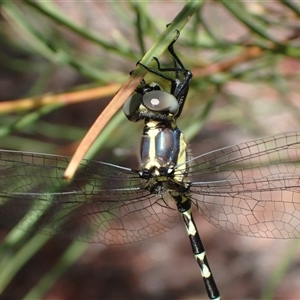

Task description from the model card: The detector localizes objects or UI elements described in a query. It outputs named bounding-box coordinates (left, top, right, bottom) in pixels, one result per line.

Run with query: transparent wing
left=187, top=130, right=300, bottom=238
left=3, top=130, right=300, bottom=243
left=0, top=150, right=179, bottom=244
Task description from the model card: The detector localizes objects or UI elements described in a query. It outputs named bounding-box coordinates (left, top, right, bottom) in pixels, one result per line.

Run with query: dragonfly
left=1, top=32, right=300, bottom=300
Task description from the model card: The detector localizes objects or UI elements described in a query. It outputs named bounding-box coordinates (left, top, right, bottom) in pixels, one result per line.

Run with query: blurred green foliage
left=0, top=1, right=300, bottom=299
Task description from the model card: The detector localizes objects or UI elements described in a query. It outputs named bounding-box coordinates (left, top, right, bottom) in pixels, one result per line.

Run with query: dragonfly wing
left=188, top=131, right=300, bottom=238
left=0, top=150, right=179, bottom=244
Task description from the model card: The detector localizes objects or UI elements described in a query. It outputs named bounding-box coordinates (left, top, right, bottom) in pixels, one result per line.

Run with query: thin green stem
left=22, top=0, right=135, bottom=58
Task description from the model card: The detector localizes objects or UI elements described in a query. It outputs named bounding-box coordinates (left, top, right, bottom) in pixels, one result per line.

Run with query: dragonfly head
left=123, top=88, right=180, bottom=122
left=123, top=34, right=192, bottom=123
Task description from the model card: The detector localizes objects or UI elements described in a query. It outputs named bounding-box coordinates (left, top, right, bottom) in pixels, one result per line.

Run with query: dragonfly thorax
left=139, top=119, right=188, bottom=185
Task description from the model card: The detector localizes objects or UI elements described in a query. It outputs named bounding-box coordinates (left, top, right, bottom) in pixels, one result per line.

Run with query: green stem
left=280, top=0, right=300, bottom=16
left=22, top=0, right=135, bottom=58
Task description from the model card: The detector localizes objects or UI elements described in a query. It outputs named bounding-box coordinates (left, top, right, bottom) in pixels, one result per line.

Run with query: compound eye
left=123, top=93, right=143, bottom=118
left=142, top=90, right=179, bottom=115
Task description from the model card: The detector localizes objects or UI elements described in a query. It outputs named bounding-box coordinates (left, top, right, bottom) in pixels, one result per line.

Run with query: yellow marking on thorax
left=174, top=132, right=187, bottom=182
left=144, top=121, right=161, bottom=170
